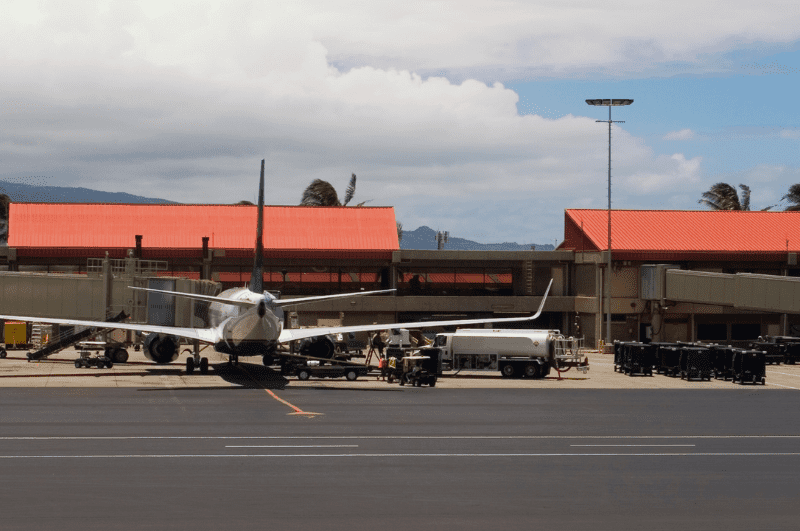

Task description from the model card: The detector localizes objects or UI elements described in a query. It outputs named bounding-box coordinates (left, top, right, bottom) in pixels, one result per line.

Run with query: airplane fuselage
left=208, top=288, right=284, bottom=356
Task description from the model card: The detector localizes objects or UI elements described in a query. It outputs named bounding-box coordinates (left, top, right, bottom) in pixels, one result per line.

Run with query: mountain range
left=400, top=225, right=553, bottom=251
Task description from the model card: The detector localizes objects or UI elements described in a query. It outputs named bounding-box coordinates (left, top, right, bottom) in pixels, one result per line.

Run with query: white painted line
left=2, top=435, right=800, bottom=440
left=225, top=445, right=358, bottom=448
left=571, top=445, right=695, bottom=447
left=1, top=452, right=800, bottom=459
left=767, top=382, right=800, bottom=390
left=770, top=371, right=800, bottom=379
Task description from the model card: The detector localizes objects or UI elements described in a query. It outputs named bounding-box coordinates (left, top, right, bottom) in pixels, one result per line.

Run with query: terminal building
left=1, top=202, right=799, bottom=347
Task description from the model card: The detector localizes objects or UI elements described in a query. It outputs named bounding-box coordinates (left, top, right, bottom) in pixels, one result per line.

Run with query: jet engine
left=298, top=335, right=335, bottom=359
left=143, top=333, right=181, bottom=364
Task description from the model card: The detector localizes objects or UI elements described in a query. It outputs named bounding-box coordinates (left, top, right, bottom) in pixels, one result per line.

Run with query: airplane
left=0, top=160, right=552, bottom=374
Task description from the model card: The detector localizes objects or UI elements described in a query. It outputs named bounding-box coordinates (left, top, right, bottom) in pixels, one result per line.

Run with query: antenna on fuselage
left=249, top=159, right=265, bottom=294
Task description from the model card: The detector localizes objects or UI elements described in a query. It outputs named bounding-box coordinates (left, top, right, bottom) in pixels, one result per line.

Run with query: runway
left=1, top=388, right=799, bottom=530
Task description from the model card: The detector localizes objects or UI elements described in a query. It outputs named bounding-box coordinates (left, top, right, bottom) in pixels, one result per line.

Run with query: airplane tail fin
left=249, top=159, right=265, bottom=293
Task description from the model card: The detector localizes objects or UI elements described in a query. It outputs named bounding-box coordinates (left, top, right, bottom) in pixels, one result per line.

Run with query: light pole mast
left=585, top=99, right=633, bottom=348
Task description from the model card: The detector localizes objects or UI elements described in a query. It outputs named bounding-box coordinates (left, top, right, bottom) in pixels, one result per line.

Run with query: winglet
left=249, top=160, right=265, bottom=293
left=532, top=278, right=553, bottom=320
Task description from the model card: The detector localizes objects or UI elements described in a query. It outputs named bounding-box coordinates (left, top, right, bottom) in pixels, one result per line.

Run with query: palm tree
left=781, top=184, right=800, bottom=211
left=699, top=183, right=755, bottom=210
left=300, top=174, right=357, bottom=206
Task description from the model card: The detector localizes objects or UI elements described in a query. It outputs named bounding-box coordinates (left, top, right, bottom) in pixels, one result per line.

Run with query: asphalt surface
left=1, top=388, right=799, bottom=530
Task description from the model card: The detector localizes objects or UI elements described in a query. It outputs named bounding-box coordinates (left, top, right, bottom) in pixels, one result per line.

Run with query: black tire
left=345, top=370, right=358, bottom=381
left=200, top=357, right=209, bottom=374
left=524, top=364, right=538, bottom=378
left=761, top=377, right=766, bottom=385
left=501, top=363, right=515, bottom=378
left=297, top=369, right=311, bottom=381
left=0, top=348, right=6, bottom=358
left=186, top=357, right=195, bottom=374
left=75, top=360, right=82, bottom=369
left=413, top=379, right=421, bottom=387
left=429, top=377, right=436, bottom=388
left=113, top=348, right=129, bottom=363
left=399, top=378, right=405, bottom=386
left=106, top=360, right=113, bottom=369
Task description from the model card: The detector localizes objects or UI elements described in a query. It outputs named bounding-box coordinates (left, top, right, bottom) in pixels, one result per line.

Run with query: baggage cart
left=658, top=346, right=682, bottom=377
left=732, top=349, right=766, bottom=385
left=679, top=346, right=713, bottom=381
left=749, top=341, right=784, bottom=365
left=618, top=342, right=654, bottom=376
left=709, top=345, right=735, bottom=380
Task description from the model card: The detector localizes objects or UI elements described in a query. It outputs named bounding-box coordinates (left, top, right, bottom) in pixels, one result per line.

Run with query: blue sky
left=1, top=2, right=799, bottom=245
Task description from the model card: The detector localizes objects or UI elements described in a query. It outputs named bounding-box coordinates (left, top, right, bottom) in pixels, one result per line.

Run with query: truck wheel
left=75, top=360, right=82, bottom=369
left=297, top=369, right=311, bottom=381
left=106, top=359, right=114, bottom=369
left=345, top=370, right=358, bottom=381
left=113, top=348, right=129, bottom=363
left=429, top=377, right=436, bottom=387
left=0, top=347, right=6, bottom=358
left=524, top=364, right=538, bottom=378
left=501, top=364, right=515, bottom=378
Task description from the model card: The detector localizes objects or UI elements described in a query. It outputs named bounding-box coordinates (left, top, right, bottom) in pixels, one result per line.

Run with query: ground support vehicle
left=709, top=345, right=735, bottom=380
left=749, top=341, right=785, bottom=365
left=434, top=329, right=588, bottom=379
left=73, top=350, right=113, bottom=369
left=614, top=341, right=654, bottom=376
left=283, top=354, right=370, bottom=381
left=732, top=349, right=766, bottom=385
left=679, top=346, right=713, bottom=381
left=75, top=341, right=131, bottom=364
left=395, top=355, right=438, bottom=387
left=657, top=345, right=682, bottom=377
left=648, top=343, right=679, bottom=375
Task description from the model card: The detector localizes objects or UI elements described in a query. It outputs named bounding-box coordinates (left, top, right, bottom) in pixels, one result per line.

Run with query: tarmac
left=2, top=345, right=800, bottom=390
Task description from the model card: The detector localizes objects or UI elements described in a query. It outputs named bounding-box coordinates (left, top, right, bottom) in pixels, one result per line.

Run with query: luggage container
left=709, top=344, right=735, bottom=380
left=732, top=349, right=766, bottom=385
left=679, top=346, right=713, bottom=381
left=749, top=341, right=785, bottom=365
left=649, top=342, right=679, bottom=375
left=617, top=342, right=654, bottom=376
left=658, top=346, right=682, bottom=377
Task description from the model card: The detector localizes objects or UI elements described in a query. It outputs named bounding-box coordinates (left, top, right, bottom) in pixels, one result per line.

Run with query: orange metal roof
left=8, top=204, right=399, bottom=251
left=563, top=209, right=800, bottom=253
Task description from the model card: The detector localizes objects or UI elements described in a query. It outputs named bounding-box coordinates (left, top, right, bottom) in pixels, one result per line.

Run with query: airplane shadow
left=210, top=362, right=290, bottom=390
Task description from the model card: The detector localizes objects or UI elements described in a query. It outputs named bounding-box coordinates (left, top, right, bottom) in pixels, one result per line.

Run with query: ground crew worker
left=388, top=355, right=397, bottom=380
left=378, top=355, right=387, bottom=380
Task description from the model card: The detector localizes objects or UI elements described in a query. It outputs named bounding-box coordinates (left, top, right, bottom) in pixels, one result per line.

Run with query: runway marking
left=235, top=364, right=323, bottom=417
left=2, top=452, right=800, bottom=459
left=3, top=435, right=800, bottom=440
left=766, top=382, right=800, bottom=390
left=264, top=388, right=323, bottom=417
left=225, top=445, right=359, bottom=448
left=570, top=444, right=696, bottom=447
left=770, top=371, right=800, bottom=378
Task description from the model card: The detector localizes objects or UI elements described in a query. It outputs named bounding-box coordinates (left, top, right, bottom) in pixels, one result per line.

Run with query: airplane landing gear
left=186, top=354, right=209, bottom=374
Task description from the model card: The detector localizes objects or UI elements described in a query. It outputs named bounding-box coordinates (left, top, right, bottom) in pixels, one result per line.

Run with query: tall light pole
left=585, top=98, right=633, bottom=348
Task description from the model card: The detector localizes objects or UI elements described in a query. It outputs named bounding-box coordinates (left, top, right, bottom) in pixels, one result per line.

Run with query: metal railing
left=86, top=258, right=169, bottom=278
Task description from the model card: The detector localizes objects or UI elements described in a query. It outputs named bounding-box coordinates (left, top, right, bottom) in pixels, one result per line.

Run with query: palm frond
left=300, top=179, right=341, bottom=206
left=342, top=173, right=356, bottom=206
left=699, top=182, right=742, bottom=210
left=738, top=184, right=751, bottom=211
left=782, top=183, right=800, bottom=210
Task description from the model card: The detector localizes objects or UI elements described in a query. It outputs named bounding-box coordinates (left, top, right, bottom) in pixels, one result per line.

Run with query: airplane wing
left=128, top=287, right=255, bottom=307
left=274, top=289, right=396, bottom=306
left=128, top=287, right=396, bottom=308
left=0, top=315, right=221, bottom=344
left=278, top=279, right=553, bottom=343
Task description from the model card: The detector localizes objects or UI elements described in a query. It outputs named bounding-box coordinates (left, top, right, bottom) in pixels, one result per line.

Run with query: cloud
left=781, top=130, right=800, bottom=139
left=663, top=129, right=696, bottom=140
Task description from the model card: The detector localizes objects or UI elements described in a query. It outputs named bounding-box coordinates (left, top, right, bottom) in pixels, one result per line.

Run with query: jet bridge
left=642, top=265, right=800, bottom=314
